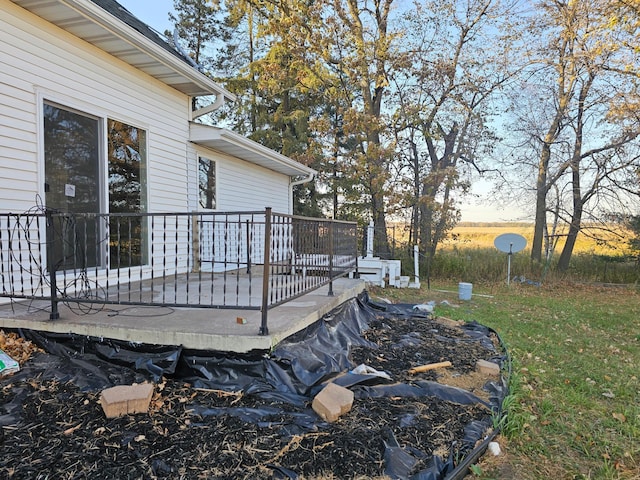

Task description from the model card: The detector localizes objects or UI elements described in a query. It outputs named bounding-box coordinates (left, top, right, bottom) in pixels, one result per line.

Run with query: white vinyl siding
left=219, top=156, right=290, bottom=212
left=1, top=2, right=189, bottom=213
left=2, top=2, right=295, bottom=218
left=188, top=145, right=291, bottom=214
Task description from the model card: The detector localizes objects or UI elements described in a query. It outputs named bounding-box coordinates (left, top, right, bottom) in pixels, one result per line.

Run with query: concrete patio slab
left=0, top=278, right=366, bottom=352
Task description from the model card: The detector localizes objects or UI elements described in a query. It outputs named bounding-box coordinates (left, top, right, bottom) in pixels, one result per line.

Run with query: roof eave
left=189, top=124, right=316, bottom=178
left=65, top=0, right=235, bottom=99
left=12, top=0, right=235, bottom=99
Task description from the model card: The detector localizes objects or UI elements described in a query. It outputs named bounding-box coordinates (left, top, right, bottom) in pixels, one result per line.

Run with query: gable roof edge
left=12, top=0, right=235, bottom=99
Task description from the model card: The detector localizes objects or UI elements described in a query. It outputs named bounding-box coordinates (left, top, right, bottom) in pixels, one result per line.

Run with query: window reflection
left=199, top=156, right=216, bottom=209
left=108, top=120, right=147, bottom=267
left=44, top=103, right=101, bottom=269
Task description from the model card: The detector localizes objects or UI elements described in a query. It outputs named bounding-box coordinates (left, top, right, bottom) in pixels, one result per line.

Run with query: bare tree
left=389, top=0, right=520, bottom=266
left=511, top=0, right=640, bottom=265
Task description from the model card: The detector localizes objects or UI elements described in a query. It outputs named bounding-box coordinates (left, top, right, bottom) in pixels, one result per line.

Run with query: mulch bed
left=0, top=301, right=505, bottom=479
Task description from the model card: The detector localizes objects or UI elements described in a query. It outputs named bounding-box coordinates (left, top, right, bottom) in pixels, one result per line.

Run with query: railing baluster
left=45, top=210, right=59, bottom=319
left=127, top=215, right=133, bottom=302
left=210, top=215, right=218, bottom=302
left=149, top=215, right=155, bottom=304
left=235, top=216, right=240, bottom=305
left=328, top=220, right=334, bottom=296
left=0, top=218, right=4, bottom=295
left=186, top=214, right=191, bottom=304
left=92, top=215, right=99, bottom=300
left=15, top=215, right=21, bottom=297
left=104, top=214, right=110, bottom=303
left=27, top=216, right=36, bottom=296
left=115, top=217, right=121, bottom=302
left=247, top=216, right=253, bottom=303
left=223, top=214, right=229, bottom=305
left=162, top=215, right=167, bottom=305
left=138, top=214, right=144, bottom=304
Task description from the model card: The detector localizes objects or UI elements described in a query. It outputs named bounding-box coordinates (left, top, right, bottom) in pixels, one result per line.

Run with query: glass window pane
left=43, top=103, right=101, bottom=269
left=108, top=120, right=147, bottom=267
left=199, top=156, right=216, bottom=209
left=108, top=120, right=146, bottom=214
left=44, top=103, right=100, bottom=214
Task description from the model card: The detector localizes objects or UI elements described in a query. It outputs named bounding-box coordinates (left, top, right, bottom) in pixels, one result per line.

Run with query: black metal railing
left=0, top=209, right=357, bottom=334
left=360, top=223, right=410, bottom=259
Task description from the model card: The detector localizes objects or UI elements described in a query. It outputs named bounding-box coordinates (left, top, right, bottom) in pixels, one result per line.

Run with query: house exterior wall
left=0, top=1, right=190, bottom=213
left=0, top=1, right=303, bottom=293
left=188, top=145, right=291, bottom=214
left=0, top=1, right=294, bottom=216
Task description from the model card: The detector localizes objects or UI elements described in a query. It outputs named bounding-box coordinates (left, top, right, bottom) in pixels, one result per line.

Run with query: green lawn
left=368, top=282, right=640, bottom=479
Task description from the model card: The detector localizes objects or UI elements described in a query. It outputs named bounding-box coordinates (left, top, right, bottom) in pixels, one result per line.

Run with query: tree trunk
left=557, top=76, right=590, bottom=271
left=530, top=22, right=576, bottom=262
left=557, top=208, right=582, bottom=271
left=531, top=180, right=547, bottom=262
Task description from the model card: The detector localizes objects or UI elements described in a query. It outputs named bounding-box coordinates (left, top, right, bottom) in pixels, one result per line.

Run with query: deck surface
left=0, top=278, right=366, bottom=352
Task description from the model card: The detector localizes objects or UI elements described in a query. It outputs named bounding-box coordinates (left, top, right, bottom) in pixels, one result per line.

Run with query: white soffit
left=11, top=0, right=235, bottom=99
left=189, top=123, right=316, bottom=178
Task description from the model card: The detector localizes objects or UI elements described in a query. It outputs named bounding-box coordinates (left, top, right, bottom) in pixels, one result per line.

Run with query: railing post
left=260, top=207, right=272, bottom=335
left=45, top=210, right=59, bottom=320
left=328, top=220, right=334, bottom=296
left=245, top=219, right=251, bottom=274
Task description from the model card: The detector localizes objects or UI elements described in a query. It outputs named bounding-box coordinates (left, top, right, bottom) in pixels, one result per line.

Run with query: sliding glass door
left=43, top=103, right=102, bottom=269
left=43, top=102, right=147, bottom=270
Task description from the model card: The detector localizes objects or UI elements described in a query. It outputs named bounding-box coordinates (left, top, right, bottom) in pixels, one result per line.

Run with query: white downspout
left=174, top=30, right=232, bottom=120
left=191, top=95, right=226, bottom=120
left=289, top=173, right=315, bottom=214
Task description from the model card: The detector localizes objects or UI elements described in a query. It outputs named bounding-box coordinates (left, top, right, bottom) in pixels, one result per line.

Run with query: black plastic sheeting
left=2, top=293, right=509, bottom=480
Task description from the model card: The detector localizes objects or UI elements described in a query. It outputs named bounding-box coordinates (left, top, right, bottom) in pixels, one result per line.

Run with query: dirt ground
left=0, top=298, right=506, bottom=479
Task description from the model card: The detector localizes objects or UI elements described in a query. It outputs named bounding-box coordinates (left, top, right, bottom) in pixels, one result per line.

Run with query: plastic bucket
left=458, top=282, right=472, bottom=301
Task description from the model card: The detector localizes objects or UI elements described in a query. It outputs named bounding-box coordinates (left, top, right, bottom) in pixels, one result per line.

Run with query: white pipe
left=290, top=173, right=315, bottom=187
left=366, top=221, right=374, bottom=258
left=413, top=244, right=419, bottom=284
left=288, top=173, right=315, bottom=215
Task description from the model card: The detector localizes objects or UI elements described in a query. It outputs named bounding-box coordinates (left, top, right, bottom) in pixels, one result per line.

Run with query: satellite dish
left=494, top=233, right=527, bottom=285
left=494, top=233, right=527, bottom=254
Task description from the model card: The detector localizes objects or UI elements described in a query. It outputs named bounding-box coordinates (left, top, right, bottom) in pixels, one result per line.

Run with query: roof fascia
left=190, top=124, right=317, bottom=178
left=61, top=0, right=235, bottom=101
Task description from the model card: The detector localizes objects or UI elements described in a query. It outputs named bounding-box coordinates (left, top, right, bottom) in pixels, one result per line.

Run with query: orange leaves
left=0, top=330, right=43, bottom=365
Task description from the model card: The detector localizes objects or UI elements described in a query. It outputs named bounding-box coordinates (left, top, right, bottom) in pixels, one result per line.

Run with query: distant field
left=443, top=222, right=632, bottom=257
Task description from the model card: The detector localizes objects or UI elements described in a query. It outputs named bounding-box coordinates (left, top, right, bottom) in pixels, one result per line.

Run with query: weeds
left=417, top=247, right=640, bottom=285
left=370, top=280, right=640, bottom=479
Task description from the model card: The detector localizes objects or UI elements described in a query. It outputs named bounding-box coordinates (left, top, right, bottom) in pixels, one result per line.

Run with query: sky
left=119, top=0, right=176, bottom=34
left=117, top=0, right=529, bottom=223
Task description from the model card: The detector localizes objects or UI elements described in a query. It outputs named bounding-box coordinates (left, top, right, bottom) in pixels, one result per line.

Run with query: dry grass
left=444, top=223, right=633, bottom=257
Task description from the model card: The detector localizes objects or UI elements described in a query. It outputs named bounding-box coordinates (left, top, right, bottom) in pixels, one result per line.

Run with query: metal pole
left=328, top=220, right=334, bottom=296
left=413, top=244, right=419, bottom=285
left=245, top=219, right=251, bottom=274
left=45, top=210, right=59, bottom=320
left=507, top=243, right=513, bottom=286
left=260, top=208, right=272, bottom=335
